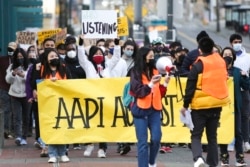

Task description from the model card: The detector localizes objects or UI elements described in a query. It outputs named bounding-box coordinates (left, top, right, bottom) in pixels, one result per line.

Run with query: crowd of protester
left=0, top=30, right=250, bottom=167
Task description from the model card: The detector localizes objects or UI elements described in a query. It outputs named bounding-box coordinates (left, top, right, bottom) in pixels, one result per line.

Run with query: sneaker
left=148, top=164, right=157, bottom=167
left=4, top=132, right=13, bottom=139
left=194, top=157, right=205, bottom=167
left=20, top=139, right=27, bottom=145
left=235, top=154, right=247, bottom=167
left=73, top=144, right=81, bottom=150
left=117, top=144, right=122, bottom=153
left=97, top=149, right=106, bottom=158
left=60, top=155, right=70, bottom=162
left=244, top=142, right=250, bottom=153
left=34, top=141, right=42, bottom=149
left=120, top=145, right=131, bottom=155
left=83, top=144, right=94, bottom=157
left=40, top=146, right=48, bottom=157
left=159, top=146, right=172, bottom=153
left=178, top=143, right=187, bottom=148
left=48, top=156, right=57, bottom=163
left=220, top=154, right=229, bottom=166
left=15, top=137, right=21, bottom=146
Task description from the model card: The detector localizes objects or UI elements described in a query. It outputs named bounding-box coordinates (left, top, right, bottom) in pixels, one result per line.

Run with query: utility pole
left=167, top=0, right=174, bottom=43
left=216, top=0, right=220, bottom=32
left=90, top=0, right=95, bottom=10
left=134, top=0, right=142, bottom=25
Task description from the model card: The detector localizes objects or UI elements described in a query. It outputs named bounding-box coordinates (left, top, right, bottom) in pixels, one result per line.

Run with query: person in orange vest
left=180, top=37, right=230, bottom=167
left=129, top=47, right=170, bottom=167
left=31, top=48, right=72, bottom=163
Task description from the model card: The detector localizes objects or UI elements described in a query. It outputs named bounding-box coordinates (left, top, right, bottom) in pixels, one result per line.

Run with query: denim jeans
left=48, top=145, right=67, bottom=157
left=0, top=89, right=11, bottom=132
left=133, top=105, right=162, bottom=167
left=191, top=108, right=221, bottom=167
left=11, top=96, right=29, bottom=139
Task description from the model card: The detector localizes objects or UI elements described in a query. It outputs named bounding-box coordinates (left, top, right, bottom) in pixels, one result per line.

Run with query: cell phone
left=153, top=74, right=161, bottom=80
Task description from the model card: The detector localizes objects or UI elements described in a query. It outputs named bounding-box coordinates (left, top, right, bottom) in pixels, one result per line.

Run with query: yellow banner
left=37, top=28, right=61, bottom=46
left=37, top=77, right=234, bottom=144
left=117, top=17, right=129, bottom=37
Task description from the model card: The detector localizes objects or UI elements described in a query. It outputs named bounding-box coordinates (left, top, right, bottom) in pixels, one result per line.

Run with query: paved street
left=1, top=134, right=250, bottom=167
left=175, top=18, right=250, bottom=52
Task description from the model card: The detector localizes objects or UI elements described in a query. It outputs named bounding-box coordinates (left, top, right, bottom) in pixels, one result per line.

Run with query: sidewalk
left=1, top=136, right=250, bottom=167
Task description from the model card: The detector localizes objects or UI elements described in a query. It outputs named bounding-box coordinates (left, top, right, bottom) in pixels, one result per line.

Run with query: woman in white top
left=5, top=47, right=29, bottom=146
left=78, top=38, right=121, bottom=158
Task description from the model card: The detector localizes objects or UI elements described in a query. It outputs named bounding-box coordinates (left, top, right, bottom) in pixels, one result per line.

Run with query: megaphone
left=156, top=56, right=174, bottom=75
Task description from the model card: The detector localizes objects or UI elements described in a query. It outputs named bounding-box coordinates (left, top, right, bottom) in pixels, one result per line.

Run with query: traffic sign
left=124, top=5, right=148, bottom=22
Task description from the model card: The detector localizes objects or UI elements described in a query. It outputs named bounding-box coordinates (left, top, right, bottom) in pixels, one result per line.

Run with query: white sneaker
left=148, top=164, right=157, bottom=167
left=83, top=144, right=94, bottom=157
left=194, top=157, right=205, bottom=167
left=48, top=157, right=57, bottom=163
left=244, top=142, right=250, bottom=153
left=60, top=155, right=70, bottom=162
left=20, top=139, right=27, bottom=145
left=97, top=149, right=106, bottom=158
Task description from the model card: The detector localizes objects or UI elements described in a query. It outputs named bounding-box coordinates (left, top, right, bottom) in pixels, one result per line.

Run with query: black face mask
left=154, top=46, right=163, bottom=53
left=223, top=56, right=233, bottom=68
left=29, top=58, right=37, bottom=64
left=147, top=59, right=155, bottom=68
left=17, top=58, right=24, bottom=66
left=49, top=58, right=60, bottom=67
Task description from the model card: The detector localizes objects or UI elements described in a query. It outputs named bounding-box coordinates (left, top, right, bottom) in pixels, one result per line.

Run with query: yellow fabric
left=37, top=77, right=234, bottom=144
left=191, top=53, right=230, bottom=109
left=137, top=69, right=162, bottom=110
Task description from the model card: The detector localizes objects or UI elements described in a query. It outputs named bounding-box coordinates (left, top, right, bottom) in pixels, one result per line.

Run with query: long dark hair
left=11, top=47, right=29, bottom=70
left=41, top=48, right=66, bottom=79
left=88, top=45, right=105, bottom=72
left=122, top=39, right=138, bottom=59
left=132, top=47, right=154, bottom=81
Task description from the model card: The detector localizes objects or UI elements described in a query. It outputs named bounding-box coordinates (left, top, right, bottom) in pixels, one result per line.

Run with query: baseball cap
left=8, top=42, right=17, bottom=50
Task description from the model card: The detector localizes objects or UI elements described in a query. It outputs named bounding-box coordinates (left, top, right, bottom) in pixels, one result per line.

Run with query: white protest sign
left=82, top=10, right=117, bottom=39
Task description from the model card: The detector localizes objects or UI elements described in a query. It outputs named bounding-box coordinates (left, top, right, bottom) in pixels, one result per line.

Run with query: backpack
left=122, top=82, right=134, bottom=109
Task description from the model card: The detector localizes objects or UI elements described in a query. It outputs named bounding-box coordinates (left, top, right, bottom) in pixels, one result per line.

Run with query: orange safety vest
left=40, top=65, right=67, bottom=79
left=137, top=69, right=163, bottom=110
left=191, top=52, right=230, bottom=109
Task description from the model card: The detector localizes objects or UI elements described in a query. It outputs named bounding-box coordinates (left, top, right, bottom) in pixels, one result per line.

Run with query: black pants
left=191, top=108, right=221, bottom=167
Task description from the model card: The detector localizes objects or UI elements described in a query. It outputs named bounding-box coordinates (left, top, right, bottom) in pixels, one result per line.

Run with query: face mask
left=223, top=56, right=233, bottom=68
left=29, top=58, right=36, bottom=64
left=124, top=50, right=133, bottom=57
left=49, top=58, right=60, bottom=67
left=232, top=43, right=242, bottom=52
left=17, top=58, right=24, bottom=65
left=67, top=50, right=76, bottom=59
left=154, top=46, right=163, bottom=53
left=59, top=54, right=65, bottom=59
left=93, top=55, right=104, bottom=64
left=109, top=48, right=114, bottom=55
left=8, top=52, right=14, bottom=56
left=147, top=59, right=155, bottom=68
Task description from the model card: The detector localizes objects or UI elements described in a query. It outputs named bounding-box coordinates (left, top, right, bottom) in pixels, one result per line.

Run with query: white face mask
left=59, top=54, right=66, bottom=59
left=232, top=43, right=242, bottom=52
left=67, top=50, right=76, bottom=58
left=8, top=51, right=14, bottom=56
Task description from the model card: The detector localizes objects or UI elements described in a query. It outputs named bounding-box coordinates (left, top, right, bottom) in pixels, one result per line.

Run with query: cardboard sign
left=82, top=10, right=117, bottom=39
left=16, top=31, right=36, bottom=45
left=117, top=16, right=129, bottom=37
